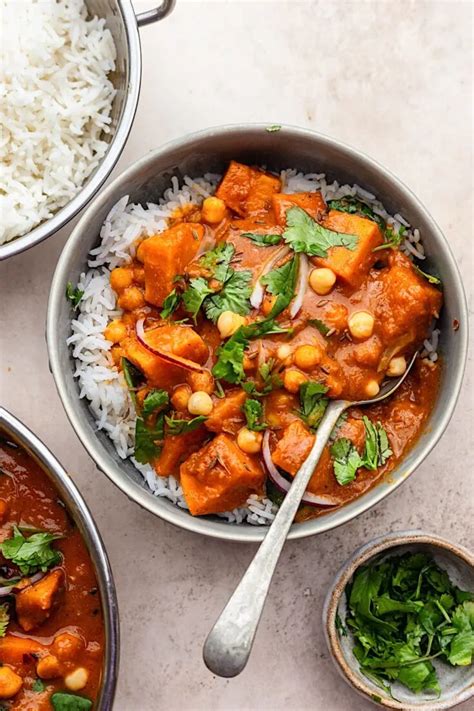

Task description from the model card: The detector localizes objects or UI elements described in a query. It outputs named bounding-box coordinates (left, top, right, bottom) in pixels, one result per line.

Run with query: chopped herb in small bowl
left=323, top=532, right=474, bottom=709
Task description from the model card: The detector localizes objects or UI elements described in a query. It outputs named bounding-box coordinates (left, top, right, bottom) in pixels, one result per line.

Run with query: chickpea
left=217, top=310, right=246, bottom=339
left=187, top=370, right=214, bottom=394
left=187, top=391, right=213, bottom=416
left=309, top=267, right=337, bottom=295
left=37, top=654, right=61, bottom=679
left=0, top=666, right=22, bottom=699
left=171, top=384, right=192, bottom=412
left=237, top=427, right=263, bottom=454
left=283, top=369, right=308, bottom=394
left=104, top=319, right=127, bottom=344
left=118, top=286, right=145, bottom=312
left=294, top=344, right=322, bottom=371
left=201, top=196, right=227, bottom=224
left=53, top=632, right=84, bottom=661
left=110, top=266, right=133, bottom=293
left=348, top=311, right=375, bottom=340
left=64, top=667, right=89, bottom=692
left=365, top=379, right=380, bottom=398
left=387, top=355, right=407, bottom=377
left=276, top=344, right=292, bottom=363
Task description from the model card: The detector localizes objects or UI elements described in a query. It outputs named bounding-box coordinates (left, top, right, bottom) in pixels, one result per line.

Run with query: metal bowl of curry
left=46, top=124, right=468, bottom=543
left=0, top=407, right=119, bottom=709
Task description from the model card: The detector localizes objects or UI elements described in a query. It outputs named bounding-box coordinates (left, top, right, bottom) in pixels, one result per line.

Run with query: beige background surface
left=1, top=1, right=473, bottom=709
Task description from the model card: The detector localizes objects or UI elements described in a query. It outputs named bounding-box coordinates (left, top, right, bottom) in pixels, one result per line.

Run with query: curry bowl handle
left=136, top=0, right=176, bottom=27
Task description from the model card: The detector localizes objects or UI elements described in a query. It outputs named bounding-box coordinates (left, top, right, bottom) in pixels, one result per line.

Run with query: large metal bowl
left=0, top=0, right=175, bottom=261
left=46, top=124, right=468, bottom=543
left=0, top=407, right=119, bottom=710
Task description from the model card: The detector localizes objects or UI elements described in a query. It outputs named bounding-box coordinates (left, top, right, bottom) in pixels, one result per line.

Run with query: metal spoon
left=203, top=352, right=417, bottom=678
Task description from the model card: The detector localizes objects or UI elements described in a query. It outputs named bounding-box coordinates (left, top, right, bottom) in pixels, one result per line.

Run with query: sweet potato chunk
left=272, top=192, right=326, bottom=225
left=16, top=569, right=63, bottom=632
left=0, top=636, right=46, bottom=665
left=272, top=420, right=314, bottom=475
left=216, top=161, right=281, bottom=217
left=139, top=222, right=205, bottom=306
left=122, top=324, right=209, bottom=389
left=180, top=434, right=265, bottom=515
left=154, top=427, right=208, bottom=477
left=314, top=210, right=383, bottom=286
left=205, top=390, right=246, bottom=435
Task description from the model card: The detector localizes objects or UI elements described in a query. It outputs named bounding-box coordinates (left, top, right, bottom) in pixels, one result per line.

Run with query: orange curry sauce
left=103, top=160, right=442, bottom=520
left=0, top=440, right=104, bottom=709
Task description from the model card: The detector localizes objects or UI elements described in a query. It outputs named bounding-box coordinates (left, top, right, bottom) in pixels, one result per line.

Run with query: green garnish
left=0, top=604, right=9, bottom=637
left=330, top=416, right=392, bottom=486
left=242, top=399, right=268, bottom=431
left=242, top=358, right=283, bottom=398
left=212, top=319, right=287, bottom=384
left=204, top=269, right=253, bottom=323
left=241, top=232, right=282, bottom=246
left=51, top=693, right=93, bottom=711
left=327, top=197, right=385, bottom=229
left=414, top=265, right=442, bottom=286
left=134, top=416, right=164, bottom=464
left=65, top=282, right=84, bottom=309
left=33, top=679, right=46, bottom=692
left=165, top=415, right=207, bottom=436
left=372, top=226, right=406, bottom=252
left=265, top=124, right=281, bottom=132
left=142, top=389, right=169, bottom=417
left=160, top=288, right=181, bottom=319
left=199, top=242, right=234, bottom=282
left=346, top=553, right=474, bottom=695
left=0, top=527, right=62, bottom=576
left=121, top=357, right=144, bottom=406
left=261, top=255, right=299, bottom=319
left=307, top=318, right=331, bottom=336
left=283, top=206, right=359, bottom=257
left=335, top=612, right=347, bottom=636
left=182, top=277, right=214, bottom=321
left=298, top=381, right=328, bottom=430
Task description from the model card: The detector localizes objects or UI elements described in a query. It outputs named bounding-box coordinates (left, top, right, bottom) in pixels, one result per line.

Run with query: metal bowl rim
left=46, top=122, right=469, bottom=543
left=0, top=407, right=119, bottom=710
left=0, top=0, right=142, bottom=261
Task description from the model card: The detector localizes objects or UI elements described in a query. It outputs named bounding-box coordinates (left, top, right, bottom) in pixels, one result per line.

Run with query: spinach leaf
left=241, top=232, right=282, bottom=246
left=165, top=415, right=207, bottom=436
left=65, top=282, right=84, bottom=309
left=242, top=399, right=267, bottom=431
left=0, top=527, right=62, bottom=576
left=51, top=694, right=93, bottom=711
left=160, top=289, right=181, bottom=319
left=298, top=381, right=328, bottom=429
left=283, top=206, right=358, bottom=257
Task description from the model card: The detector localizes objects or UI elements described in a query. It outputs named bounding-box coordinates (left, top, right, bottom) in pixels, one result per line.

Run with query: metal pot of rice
left=0, top=0, right=175, bottom=260
left=46, top=124, right=468, bottom=543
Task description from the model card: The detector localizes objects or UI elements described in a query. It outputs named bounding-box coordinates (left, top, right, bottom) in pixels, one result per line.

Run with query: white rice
left=0, top=0, right=116, bottom=244
left=69, top=169, right=439, bottom=525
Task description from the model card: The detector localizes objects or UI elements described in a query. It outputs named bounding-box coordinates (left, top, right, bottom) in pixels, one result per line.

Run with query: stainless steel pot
left=0, top=407, right=119, bottom=710
left=46, top=124, right=468, bottom=543
left=0, top=0, right=176, bottom=261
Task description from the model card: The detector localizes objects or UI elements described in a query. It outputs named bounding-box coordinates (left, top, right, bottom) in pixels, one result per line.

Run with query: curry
left=102, top=160, right=442, bottom=519
left=0, top=439, right=105, bottom=710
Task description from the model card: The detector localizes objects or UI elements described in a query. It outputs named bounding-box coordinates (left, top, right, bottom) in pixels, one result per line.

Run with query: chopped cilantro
left=242, top=399, right=268, bottom=431
left=142, top=389, right=169, bottom=417
left=414, top=265, right=442, bottom=286
left=164, top=415, right=207, bottom=436
left=121, top=357, right=144, bottom=406
left=204, top=269, right=253, bottom=323
left=242, top=358, right=282, bottom=398
left=307, top=318, right=330, bottom=336
left=0, top=527, right=62, bottom=576
left=33, top=679, right=46, bottom=692
left=298, top=381, right=328, bottom=430
left=160, top=289, right=181, bottom=319
left=134, top=415, right=164, bottom=464
left=327, top=196, right=385, bottom=230
left=65, top=282, right=84, bottom=309
left=331, top=438, right=362, bottom=486
left=182, top=277, right=214, bottom=321
left=261, top=254, right=299, bottom=318
left=330, top=416, right=392, bottom=486
left=51, top=693, right=93, bottom=711
left=199, top=242, right=235, bottom=282
left=283, top=206, right=359, bottom=257
left=241, top=232, right=282, bottom=246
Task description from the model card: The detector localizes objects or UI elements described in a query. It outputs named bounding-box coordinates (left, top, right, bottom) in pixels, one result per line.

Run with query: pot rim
left=0, top=0, right=142, bottom=262
left=46, top=123, right=469, bottom=543
left=0, top=407, right=119, bottom=710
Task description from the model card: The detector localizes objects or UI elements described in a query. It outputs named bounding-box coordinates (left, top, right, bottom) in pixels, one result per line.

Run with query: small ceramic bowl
left=323, top=531, right=474, bottom=709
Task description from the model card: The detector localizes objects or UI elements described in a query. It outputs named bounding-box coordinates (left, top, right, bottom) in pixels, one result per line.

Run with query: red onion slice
left=289, top=253, right=309, bottom=318
left=136, top=319, right=207, bottom=373
left=262, top=430, right=340, bottom=507
left=250, top=245, right=291, bottom=309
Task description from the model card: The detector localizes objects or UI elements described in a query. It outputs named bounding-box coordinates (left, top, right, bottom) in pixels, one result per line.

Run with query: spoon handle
left=203, top=399, right=348, bottom=678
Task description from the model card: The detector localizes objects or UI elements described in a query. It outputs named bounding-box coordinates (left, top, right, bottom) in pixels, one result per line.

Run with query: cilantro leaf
left=283, top=206, right=359, bottom=257
left=121, top=357, right=144, bottom=406
left=182, top=277, right=214, bottom=321
left=261, top=255, right=299, bottom=319
left=33, top=679, right=46, bottom=692
left=203, top=269, right=253, bottom=323
left=307, top=318, right=330, bottom=336
left=160, top=289, right=181, bottom=319
left=165, top=415, right=207, bottom=436
left=327, top=197, right=385, bottom=230
left=242, top=399, right=267, bottom=431
left=298, top=381, right=328, bottom=429
left=242, top=358, right=282, bottom=398
left=241, top=232, right=282, bottom=246
left=361, top=416, right=392, bottom=469
left=0, top=527, right=61, bottom=576
left=142, top=389, right=169, bottom=417
left=413, top=265, right=442, bottom=286
left=51, top=694, right=93, bottom=711
left=199, top=243, right=235, bottom=283
left=65, top=282, right=84, bottom=309
left=0, top=604, right=9, bottom=637
left=134, top=416, right=164, bottom=464
left=330, top=438, right=363, bottom=485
